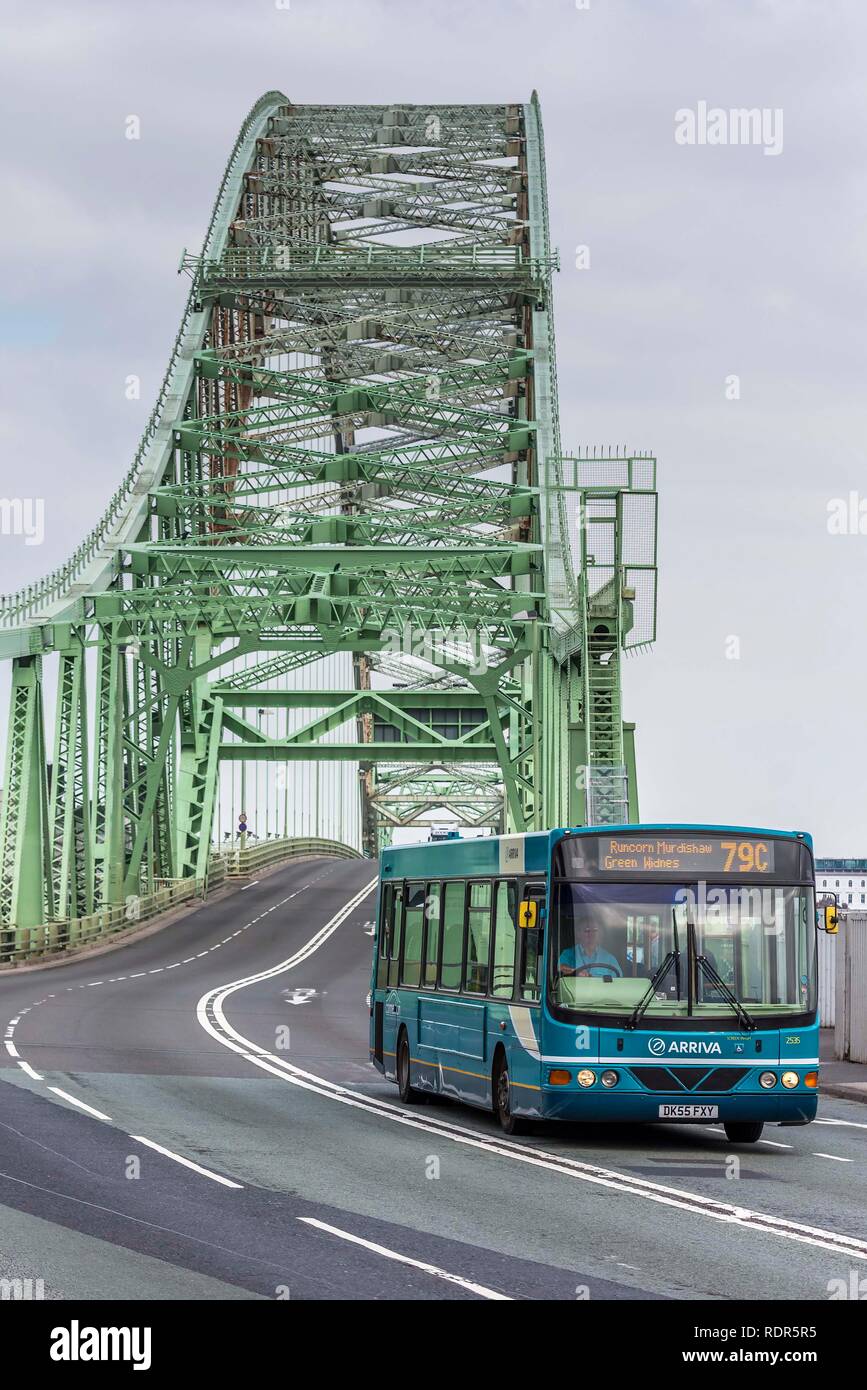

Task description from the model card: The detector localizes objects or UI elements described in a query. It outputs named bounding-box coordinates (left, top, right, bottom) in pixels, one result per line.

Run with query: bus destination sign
left=595, top=835, right=776, bottom=876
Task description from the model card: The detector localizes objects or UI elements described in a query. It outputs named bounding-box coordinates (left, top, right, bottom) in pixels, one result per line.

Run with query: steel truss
left=0, top=94, right=657, bottom=946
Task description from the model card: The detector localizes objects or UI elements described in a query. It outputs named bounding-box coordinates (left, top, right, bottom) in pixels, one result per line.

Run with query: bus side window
left=439, top=880, right=465, bottom=990
left=401, top=882, right=425, bottom=988
left=519, top=881, right=546, bottom=1002
left=491, top=879, right=517, bottom=999
left=377, top=884, right=393, bottom=989
left=388, top=884, right=405, bottom=989
left=424, top=882, right=441, bottom=987
left=464, top=881, right=492, bottom=994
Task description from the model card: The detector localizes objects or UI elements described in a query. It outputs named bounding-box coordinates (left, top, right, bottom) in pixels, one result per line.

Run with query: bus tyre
left=494, top=1054, right=529, bottom=1136
left=397, top=1031, right=422, bottom=1105
left=723, top=1121, right=764, bottom=1143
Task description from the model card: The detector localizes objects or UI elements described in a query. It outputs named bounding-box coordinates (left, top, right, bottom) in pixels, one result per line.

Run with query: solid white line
left=4, top=1040, right=19, bottom=1058
left=813, top=1152, right=853, bottom=1163
left=298, top=1217, right=511, bottom=1300
left=195, top=883, right=867, bottom=1265
left=129, top=1135, right=243, bottom=1189
left=48, top=1088, right=112, bottom=1122
left=815, top=1117, right=867, bottom=1130
left=17, top=1061, right=43, bottom=1081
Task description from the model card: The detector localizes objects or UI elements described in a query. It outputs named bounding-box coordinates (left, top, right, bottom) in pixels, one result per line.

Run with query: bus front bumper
left=536, top=1089, right=818, bottom=1125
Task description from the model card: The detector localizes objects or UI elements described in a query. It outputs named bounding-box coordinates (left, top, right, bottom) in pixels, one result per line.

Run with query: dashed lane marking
left=298, top=1216, right=511, bottom=1300
left=129, top=1135, right=243, bottom=1189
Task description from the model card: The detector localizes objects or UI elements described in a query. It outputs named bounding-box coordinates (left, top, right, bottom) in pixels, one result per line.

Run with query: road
left=1, top=855, right=865, bottom=1301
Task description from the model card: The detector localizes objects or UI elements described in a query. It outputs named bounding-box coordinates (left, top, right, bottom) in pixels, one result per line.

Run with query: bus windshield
left=550, top=881, right=816, bottom=1018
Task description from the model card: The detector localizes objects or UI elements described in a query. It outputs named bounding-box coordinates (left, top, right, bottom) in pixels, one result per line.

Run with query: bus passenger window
left=379, top=885, right=393, bottom=958
left=464, top=881, right=492, bottom=994
left=519, top=882, right=545, bottom=1002
left=424, top=882, right=441, bottom=986
left=492, top=880, right=517, bottom=998
left=401, top=882, right=425, bottom=988
left=388, top=884, right=404, bottom=989
left=377, top=884, right=393, bottom=989
left=439, top=881, right=465, bottom=990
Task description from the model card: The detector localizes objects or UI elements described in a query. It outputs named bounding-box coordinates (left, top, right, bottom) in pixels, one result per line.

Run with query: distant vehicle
left=369, top=824, right=821, bottom=1143
left=429, top=827, right=460, bottom=842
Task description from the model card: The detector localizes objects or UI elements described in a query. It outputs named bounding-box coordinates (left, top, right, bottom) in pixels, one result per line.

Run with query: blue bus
left=369, top=825, right=820, bottom=1142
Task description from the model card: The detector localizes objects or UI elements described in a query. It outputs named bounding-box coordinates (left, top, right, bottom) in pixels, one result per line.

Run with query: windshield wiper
left=696, top=954, right=757, bottom=1032
left=625, top=950, right=678, bottom=1029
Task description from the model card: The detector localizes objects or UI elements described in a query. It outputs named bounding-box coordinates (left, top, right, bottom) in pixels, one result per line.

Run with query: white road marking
left=759, top=1140, right=793, bottom=1149
left=298, top=1217, right=511, bottom=1300
left=813, top=1152, right=853, bottom=1163
left=0, top=867, right=343, bottom=1166
left=241, top=881, right=260, bottom=890
left=815, top=1117, right=867, bottom=1130
left=48, top=1088, right=112, bottom=1122
left=129, top=1134, right=243, bottom=1189
left=197, top=887, right=867, bottom=1266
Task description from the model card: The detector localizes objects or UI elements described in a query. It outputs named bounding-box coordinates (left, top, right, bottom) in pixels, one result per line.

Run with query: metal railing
left=0, top=835, right=361, bottom=965
left=1, top=877, right=198, bottom=965
left=211, top=835, right=362, bottom=878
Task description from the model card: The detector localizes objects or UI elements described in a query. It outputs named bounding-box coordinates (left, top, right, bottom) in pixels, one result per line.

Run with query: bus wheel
left=397, top=1031, right=422, bottom=1104
left=723, top=1121, right=764, bottom=1143
left=494, top=1054, right=528, bottom=1136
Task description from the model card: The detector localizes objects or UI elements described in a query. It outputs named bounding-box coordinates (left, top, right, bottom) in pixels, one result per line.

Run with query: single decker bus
left=369, top=825, right=820, bottom=1142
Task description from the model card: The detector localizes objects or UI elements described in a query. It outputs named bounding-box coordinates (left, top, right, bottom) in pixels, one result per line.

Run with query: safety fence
left=818, top=927, right=836, bottom=1027
left=833, top=911, right=867, bottom=1063
left=0, top=836, right=362, bottom=967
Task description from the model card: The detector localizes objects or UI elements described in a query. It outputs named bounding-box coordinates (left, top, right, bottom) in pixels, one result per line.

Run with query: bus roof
left=379, top=824, right=812, bottom=879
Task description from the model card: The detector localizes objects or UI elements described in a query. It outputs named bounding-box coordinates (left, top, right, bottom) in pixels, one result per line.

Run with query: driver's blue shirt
left=559, top=943, right=622, bottom=977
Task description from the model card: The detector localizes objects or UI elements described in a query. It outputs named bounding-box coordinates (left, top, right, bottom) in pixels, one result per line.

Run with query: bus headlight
left=781, top=1071, right=799, bottom=1089
left=576, top=1069, right=597, bottom=1088
left=759, top=1071, right=777, bottom=1089
left=600, top=1070, right=619, bottom=1088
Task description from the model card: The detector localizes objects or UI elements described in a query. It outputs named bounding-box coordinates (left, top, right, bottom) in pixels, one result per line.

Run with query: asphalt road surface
left=1, top=855, right=865, bottom=1301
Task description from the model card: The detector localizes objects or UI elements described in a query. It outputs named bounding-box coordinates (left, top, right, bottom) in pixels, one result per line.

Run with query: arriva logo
left=648, top=1037, right=722, bottom=1056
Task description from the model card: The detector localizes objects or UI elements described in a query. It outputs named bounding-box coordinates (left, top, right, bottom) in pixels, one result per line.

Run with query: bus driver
left=559, top=920, right=623, bottom=978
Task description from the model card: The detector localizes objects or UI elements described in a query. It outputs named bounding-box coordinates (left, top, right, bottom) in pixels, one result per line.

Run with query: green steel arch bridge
left=0, top=94, right=657, bottom=956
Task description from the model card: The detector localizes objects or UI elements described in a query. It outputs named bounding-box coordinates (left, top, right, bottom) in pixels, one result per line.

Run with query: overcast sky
left=1, top=0, right=865, bottom=854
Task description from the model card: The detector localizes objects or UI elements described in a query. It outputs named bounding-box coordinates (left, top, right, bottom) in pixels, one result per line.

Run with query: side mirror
left=823, top=904, right=838, bottom=934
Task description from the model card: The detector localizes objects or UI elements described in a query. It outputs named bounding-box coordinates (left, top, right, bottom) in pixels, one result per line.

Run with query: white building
left=815, top=859, right=867, bottom=908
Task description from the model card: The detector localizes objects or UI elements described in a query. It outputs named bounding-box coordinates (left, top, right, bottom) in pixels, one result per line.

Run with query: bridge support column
left=49, top=632, right=94, bottom=920
left=0, top=656, right=53, bottom=941
left=92, top=626, right=128, bottom=907
left=175, top=626, right=221, bottom=882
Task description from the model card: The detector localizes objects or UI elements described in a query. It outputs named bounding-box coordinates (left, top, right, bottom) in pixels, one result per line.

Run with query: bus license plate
left=658, top=1104, right=718, bottom=1119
